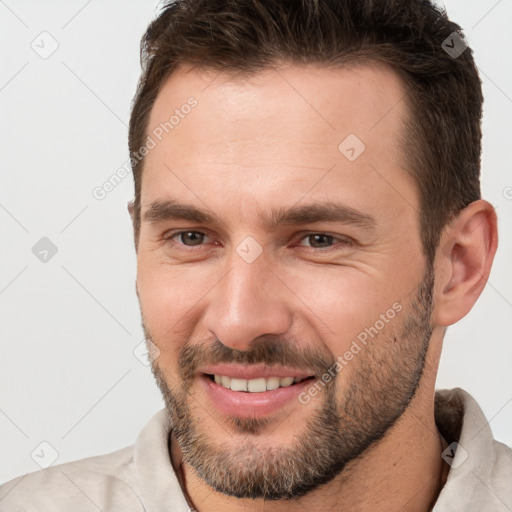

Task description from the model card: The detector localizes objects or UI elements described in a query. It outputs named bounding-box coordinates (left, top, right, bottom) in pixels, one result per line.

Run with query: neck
left=171, top=384, right=448, bottom=512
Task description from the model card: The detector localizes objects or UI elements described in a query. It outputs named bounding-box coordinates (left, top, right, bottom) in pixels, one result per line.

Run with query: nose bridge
left=204, top=247, right=291, bottom=351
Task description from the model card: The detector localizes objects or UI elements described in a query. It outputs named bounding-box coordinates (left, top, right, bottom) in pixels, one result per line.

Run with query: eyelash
left=163, top=230, right=353, bottom=251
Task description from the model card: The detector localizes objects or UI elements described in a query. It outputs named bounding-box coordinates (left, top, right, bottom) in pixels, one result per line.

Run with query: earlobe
left=433, top=200, right=498, bottom=327
left=127, top=200, right=135, bottom=219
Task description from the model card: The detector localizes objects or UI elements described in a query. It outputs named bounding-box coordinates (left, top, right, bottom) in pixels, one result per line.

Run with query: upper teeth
left=213, top=375, right=305, bottom=392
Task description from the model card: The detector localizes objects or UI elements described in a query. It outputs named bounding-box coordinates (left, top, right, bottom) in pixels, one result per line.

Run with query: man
left=1, top=0, right=510, bottom=510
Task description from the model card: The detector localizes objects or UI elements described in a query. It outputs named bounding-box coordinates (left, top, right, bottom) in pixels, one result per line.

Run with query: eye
left=297, top=233, right=352, bottom=249
left=168, top=231, right=212, bottom=246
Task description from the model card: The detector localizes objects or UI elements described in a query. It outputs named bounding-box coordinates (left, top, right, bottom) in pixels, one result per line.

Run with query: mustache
left=178, top=336, right=335, bottom=383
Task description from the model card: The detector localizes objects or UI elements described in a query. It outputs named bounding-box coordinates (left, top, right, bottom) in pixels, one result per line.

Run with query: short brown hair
left=129, top=0, right=483, bottom=262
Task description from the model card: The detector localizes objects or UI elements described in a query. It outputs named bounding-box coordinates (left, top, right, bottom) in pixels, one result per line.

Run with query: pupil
left=311, top=234, right=332, bottom=247
left=183, top=232, right=203, bottom=245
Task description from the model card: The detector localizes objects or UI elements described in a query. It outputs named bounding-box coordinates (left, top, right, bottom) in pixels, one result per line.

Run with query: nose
left=202, top=249, right=293, bottom=352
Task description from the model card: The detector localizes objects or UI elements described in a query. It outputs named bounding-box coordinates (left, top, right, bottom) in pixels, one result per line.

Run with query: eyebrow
left=142, top=199, right=376, bottom=230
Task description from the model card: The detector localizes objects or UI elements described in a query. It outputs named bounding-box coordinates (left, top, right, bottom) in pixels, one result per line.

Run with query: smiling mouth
left=204, top=374, right=315, bottom=393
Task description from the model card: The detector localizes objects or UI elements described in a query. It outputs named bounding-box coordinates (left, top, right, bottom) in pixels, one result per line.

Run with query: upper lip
left=199, top=364, right=315, bottom=381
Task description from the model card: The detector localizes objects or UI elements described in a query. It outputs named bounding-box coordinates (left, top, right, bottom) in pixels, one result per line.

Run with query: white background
left=1, top=0, right=511, bottom=485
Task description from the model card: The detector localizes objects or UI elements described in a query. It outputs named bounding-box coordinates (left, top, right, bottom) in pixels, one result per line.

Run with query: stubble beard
left=145, top=268, right=435, bottom=500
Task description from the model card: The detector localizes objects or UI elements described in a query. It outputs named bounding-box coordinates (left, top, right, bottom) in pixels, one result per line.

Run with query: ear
left=127, top=200, right=138, bottom=252
left=432, top=199, right=498, bottom=326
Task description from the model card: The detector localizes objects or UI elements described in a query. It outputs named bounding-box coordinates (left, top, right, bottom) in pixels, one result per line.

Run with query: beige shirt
left=1, top=387, right=510, bottom=511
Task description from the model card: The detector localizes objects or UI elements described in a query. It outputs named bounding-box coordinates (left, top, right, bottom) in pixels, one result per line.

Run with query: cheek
left=287, top=267, right=402, bottom=339
left=136, top=254, right=216, bottom=340
left=137, top=265, right=194, bottom=380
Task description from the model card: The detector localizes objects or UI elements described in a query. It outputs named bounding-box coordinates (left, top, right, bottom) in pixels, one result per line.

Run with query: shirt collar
left=133, top=388, right=497, bottom=511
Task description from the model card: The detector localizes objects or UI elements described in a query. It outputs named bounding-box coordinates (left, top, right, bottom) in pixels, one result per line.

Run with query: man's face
left=135, top=63, right=433, bottom=498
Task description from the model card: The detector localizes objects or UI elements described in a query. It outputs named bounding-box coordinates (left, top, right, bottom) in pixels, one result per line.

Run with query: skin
left=130, top=62, right=497, bottom=511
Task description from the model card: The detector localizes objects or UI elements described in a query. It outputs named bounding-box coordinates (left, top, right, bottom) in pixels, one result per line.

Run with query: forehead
left=141, top=62, right=417, bottom=222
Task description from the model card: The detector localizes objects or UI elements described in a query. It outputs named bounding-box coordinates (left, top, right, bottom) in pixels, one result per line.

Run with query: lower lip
left=200, top=375, right=315, bottom=418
